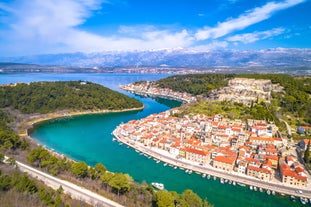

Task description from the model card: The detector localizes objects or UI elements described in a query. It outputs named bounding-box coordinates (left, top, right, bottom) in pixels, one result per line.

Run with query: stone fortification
left=208, top=78, right=281, bottom=105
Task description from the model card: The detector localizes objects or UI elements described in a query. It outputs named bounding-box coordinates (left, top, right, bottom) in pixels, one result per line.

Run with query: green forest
left=0, top=81, right=142, bottom=114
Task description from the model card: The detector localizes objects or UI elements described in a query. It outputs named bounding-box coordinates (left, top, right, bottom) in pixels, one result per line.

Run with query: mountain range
left=0, top=48, right=310, bottom=68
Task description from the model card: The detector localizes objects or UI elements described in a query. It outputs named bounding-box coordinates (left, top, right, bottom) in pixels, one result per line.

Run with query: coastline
left=22, top=106, right=144, bottom=137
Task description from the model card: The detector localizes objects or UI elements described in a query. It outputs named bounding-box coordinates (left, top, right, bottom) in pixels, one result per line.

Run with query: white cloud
left=226, top=28, right=286, bottom=43
left=0, top=0, right=194, bottom=55
left=195, top=0, right=304, bottom=40
left=0, top=0, right=306, bottom=56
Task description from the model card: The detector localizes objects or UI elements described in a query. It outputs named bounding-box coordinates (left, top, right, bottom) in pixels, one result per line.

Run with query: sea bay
left=0, top=73, right=301, bottom=207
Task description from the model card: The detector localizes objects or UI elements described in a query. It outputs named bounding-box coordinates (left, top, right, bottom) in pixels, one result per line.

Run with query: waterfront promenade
left=113, top=128, right=311, bottom=200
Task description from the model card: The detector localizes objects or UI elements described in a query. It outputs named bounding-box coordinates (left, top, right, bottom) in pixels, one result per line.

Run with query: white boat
left=290, top=195, right=296, bottom=202
left=163, top=163, right=168, bottom=166
left=254, top=186, right=257, bottom=191
left=272, top=191, right=275, bottom=195
left=249, top=186, right=253, bottom=190
left=220, top=178, right=224, bottom=184
left=188, top=170, right=193, bottom=174
left=202, top=173, right=206, bottom=178
left=207, top=174, right=211, bottom=179
left=300, top=197, right=307, bottom=205
left=174, top=166, right=177, bottom=169
left=232, top=181, right=236, bottom=186
left=259, top=188, right=263, bottom=192
left=151, top=182, right=165, bottom=190
left=267, top=190, right=271, bottom=195
left=156, top=160, right=160, bottom=163
left=237, top=183, right=245, bottom=187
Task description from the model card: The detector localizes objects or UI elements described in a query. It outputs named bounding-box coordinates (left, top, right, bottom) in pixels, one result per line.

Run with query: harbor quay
left=112, top=128, right=311, bottom=200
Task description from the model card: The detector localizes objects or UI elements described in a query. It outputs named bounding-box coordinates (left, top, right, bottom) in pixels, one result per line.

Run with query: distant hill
left=0, top=62, right=98, bottom=73
left=0, top=48, right=310, bottom=69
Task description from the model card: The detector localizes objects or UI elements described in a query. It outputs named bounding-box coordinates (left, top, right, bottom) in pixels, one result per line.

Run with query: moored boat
left=300, top=197, right=307, bottom=205
left=151, top=182, right=165, bottom=190
left=202, top=173, right=206, bottom=178
left=290, top=195, right=296, bottom=202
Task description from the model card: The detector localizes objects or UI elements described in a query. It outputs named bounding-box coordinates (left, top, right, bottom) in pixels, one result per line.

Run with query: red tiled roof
left=214, top=156, right=235, bottom=165
left=280, top=164, right=307, bottom=181
left=248, top=165, right=271, bottom=174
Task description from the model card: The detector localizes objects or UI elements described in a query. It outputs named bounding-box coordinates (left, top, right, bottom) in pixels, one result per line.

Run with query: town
left=114, top=109, right=308, bottom=188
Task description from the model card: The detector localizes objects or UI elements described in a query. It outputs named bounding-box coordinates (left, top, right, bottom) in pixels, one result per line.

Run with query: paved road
left=113, top=129, right=311, bottom=200
left=15, top=161, right=124, bottom=207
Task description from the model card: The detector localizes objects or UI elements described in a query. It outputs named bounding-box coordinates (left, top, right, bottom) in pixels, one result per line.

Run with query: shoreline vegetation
left=23, top=106, right=144, bottom=137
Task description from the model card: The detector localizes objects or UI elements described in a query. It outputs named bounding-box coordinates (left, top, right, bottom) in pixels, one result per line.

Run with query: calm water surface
left=0, top=73, right=300, bottom=207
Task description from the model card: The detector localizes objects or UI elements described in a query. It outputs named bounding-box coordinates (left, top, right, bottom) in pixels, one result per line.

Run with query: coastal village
left=116, top=78, right=311, bottom=201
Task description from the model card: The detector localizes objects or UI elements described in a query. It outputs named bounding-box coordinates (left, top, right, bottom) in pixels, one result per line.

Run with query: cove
left=1, top=73, right=297, bottom=207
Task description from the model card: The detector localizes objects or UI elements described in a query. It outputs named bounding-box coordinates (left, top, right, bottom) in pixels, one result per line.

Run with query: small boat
left=163, top=163, right=168, bottom=166
left=228, top=180, right=232, bottom=185
left=259, top=188, right=263, bottom=192
left=174, top=166, right=177, bottom=169
left=267, top=190, right=271, bottom=195
left=232, top=181, right=236, bottom=186
left=188, top=170, right=193, bottom=174
left=300, top=197, right=307, bottom=205
left=290, top=195, right=296, bottom=202
left=185, top=169, right=189, bottom=173
left=213, top=176, right=216, bottom=180
left=249, top=186, right=253, bottom=190
left=272, top=191, right=275, bottom=195
left=254, top=186, right=257, bottom=191
left=112, top=138, right=117, bottom=141
left=237, top=183, right=246, bottom=187
left=151, top=182, right=165, bottom=190
left=156, top=160, right=160, bottom=163
left=220, top=178, right=224, bottom=184
left=202, top=173, right=206, bottom=178
left=207, top=174, right=211, bottom=179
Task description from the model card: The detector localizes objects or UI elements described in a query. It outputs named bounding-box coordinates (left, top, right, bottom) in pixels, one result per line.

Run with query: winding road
left=15, top=160, right=124, bottom=207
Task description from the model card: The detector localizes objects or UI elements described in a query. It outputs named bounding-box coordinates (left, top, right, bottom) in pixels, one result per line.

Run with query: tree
left=180, top=189, right=202, bottom=207
left=71, top=161, right=88, bottom=178
left=101, top=171, right=114, bottom=190
left=304, top=139, right=310, bottom=164
left=27, top=147, right=50, bottom=168
left=155, top=190, right=175, bottom=207
left=108, top=173, right=131, bottom=196
left=94, top=163, right=106, bottom=174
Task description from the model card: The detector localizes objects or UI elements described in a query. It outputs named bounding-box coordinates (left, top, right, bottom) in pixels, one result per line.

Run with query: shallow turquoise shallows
left=0, top=73, right=300, bottom=207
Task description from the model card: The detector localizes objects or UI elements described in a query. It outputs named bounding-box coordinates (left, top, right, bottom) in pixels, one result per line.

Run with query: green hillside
left=0, top=81, right=143, bottom=114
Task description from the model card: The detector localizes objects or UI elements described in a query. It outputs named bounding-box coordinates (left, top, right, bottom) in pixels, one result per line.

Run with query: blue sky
left=0, top=0, right=310, bottom=56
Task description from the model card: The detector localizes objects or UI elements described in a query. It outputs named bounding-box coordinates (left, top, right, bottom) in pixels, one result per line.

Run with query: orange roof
left=248, top=165, right=271, bottom=174
left=184, top=147, right=208, bottom=156
left=280, top=164, right=307, bottom=181
left=214, top=156, right=235, bottom=165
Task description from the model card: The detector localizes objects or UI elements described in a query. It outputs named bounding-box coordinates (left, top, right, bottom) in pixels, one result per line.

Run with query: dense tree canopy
left=0, top=81, right=142, bottom=114
left=156, top=74, right=234, bottom=96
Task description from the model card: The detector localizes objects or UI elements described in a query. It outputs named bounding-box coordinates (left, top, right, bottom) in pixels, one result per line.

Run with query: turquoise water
left=0, top=73, right=301, bottom=207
